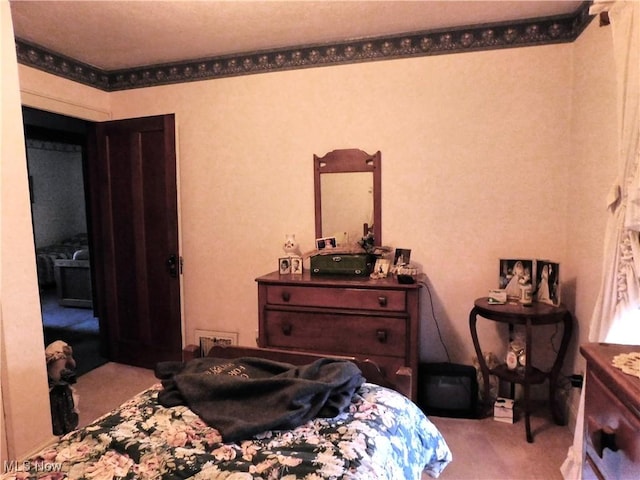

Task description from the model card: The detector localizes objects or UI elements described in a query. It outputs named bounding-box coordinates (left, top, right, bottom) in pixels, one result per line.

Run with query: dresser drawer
left=264, top=285, right=406, bottom=312
left=263, top=309, right=407, bottom=357
left=584, top=370, right=640, bottom=479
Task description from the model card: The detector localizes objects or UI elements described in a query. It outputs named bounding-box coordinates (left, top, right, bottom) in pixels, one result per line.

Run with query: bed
left=4, top=346, right=452, bottom=479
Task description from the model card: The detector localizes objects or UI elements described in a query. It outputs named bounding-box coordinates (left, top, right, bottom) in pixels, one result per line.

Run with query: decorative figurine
left=283, top=233, right=301, bottom=257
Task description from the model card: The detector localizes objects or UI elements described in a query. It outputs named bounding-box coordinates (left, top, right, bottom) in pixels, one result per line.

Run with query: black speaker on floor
left=418, top=362, right=479, bottom=419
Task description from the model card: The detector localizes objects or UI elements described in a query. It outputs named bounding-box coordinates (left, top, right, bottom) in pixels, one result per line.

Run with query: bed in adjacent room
left=3, top=346, right=451, bottom=479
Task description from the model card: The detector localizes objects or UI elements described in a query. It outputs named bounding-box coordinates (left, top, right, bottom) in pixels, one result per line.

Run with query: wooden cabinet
left=581, top=343, right=640, bottom=480
left=256, top=271, right=422, bottom=400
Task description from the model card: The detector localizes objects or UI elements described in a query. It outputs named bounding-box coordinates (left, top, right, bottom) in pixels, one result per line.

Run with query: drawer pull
left=378, top=296, right=388, bottom=307
left=282, top=324, right=292, bottom=336
left=376, top=329, right=388, bottom=343
left=281, top=292, right=291, bottom=302
left=596, top=426, right=619, bottom=457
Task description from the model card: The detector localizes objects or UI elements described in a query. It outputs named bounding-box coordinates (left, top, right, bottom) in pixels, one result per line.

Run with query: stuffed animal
left=45, top=340, right=77, bottom=386
left=45, top=340, right=79, bottom=434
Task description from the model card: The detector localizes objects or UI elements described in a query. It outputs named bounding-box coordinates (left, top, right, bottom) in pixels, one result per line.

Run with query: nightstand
left=469, top=297, right=572, bottom=442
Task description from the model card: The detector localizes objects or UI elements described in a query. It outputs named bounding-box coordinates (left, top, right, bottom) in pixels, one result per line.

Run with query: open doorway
left=24, top=107, right=107, bottom=377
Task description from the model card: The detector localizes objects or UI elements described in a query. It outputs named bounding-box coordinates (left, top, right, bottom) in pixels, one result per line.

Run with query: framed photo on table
left=499, top=258, right=533, bottom=301
left=535, top=260, right=560, bottom=306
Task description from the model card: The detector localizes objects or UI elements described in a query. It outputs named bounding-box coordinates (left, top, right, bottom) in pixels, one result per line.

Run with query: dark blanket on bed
left=155, top=356, right=365, bottom=442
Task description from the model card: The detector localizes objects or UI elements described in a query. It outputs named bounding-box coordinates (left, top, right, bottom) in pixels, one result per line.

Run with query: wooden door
left=87, top=114, right=182, bottom=368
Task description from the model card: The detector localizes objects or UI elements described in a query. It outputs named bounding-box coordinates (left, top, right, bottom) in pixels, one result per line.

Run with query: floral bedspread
left=4, top=383, right=451, bottom=479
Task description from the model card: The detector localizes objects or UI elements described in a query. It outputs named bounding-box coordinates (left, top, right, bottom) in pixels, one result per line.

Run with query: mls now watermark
left=3, top=460, right=63, bottom=473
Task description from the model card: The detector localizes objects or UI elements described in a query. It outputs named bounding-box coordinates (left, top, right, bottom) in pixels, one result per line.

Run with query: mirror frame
left=314, top=149, right=381, bottom=246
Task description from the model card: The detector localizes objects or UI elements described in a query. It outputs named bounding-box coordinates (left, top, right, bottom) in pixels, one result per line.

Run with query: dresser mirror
left=314, top=149, right=381, bottom=246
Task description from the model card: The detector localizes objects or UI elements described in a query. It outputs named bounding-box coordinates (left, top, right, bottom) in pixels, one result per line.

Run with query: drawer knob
left=282, top=324, right=292, bottom=336
left=281, top=292, right=291, bottom=302
left=596, top=426, right=619, bottom=457
left=378, top=296, right=388, bottom=307
left=376, top=329, right=388, bottom=343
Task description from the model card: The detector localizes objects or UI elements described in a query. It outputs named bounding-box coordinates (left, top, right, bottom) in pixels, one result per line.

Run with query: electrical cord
left=417, top=278, right=452, bottom=363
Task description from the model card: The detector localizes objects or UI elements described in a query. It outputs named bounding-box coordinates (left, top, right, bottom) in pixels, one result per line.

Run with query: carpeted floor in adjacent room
left=40, top=288, right=108, bottom=377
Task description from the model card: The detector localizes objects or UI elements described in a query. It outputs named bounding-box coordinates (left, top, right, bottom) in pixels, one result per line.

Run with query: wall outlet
left=195, top=329, right=238, bottom=354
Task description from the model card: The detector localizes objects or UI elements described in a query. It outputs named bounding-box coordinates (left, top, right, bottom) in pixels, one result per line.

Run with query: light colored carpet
left=75, top=363, right=574, bottom=479
left=74, top=362, right=158, bottom=428
left=426, top=407, right=573, bottom=480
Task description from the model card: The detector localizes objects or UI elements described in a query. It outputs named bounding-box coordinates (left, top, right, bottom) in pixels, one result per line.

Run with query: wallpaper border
left=15, top=2, right=593, bottom=92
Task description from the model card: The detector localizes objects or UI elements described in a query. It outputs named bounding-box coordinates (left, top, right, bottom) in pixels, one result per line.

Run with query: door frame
left=23, top=107, right=185, bottom=365
left=22, top=117, right=106, bottom=353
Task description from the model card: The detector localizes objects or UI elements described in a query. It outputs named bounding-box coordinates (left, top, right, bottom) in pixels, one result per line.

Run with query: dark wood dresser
left=581, top=343, right=640, bottom=479
left=256, top=271, right=422, bottom=400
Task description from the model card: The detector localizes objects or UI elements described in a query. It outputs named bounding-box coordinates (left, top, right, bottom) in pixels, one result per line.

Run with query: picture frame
left=373, top=258, right=391, bottom=277
left=290, top=256, right=303, bottom=274
left=316, top=236, right=337, bottom=250
left=499, top=259, right=533, bottom=301
left=278, top=257, right=291, bottom=274
left=535, top=260, right=560, bottom=306
left=393, top=248, right=412, bottom=266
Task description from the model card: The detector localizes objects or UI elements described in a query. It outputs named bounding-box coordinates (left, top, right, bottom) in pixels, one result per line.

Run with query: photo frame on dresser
left=316, top=236, right=337, bottom=250
left=373, top=258, right=390, bottom=277
left=279, top=257, right=291, bottom=274
left=393, top=248, right=412, bottom=266
left=290, top=256, right=303, bottom=274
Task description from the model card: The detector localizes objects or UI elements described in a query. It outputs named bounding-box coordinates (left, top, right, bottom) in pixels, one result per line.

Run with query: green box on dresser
left=309, top=253, right=375, bottom=276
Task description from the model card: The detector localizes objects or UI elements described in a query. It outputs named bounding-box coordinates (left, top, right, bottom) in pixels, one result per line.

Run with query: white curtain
left=561, top=1, right=640, bottom=478
left=590, top=0, right=640, bottom=344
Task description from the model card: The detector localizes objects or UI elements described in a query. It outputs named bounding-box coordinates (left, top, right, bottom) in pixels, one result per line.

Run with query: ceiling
left=11, top=0, right=586, bottom=71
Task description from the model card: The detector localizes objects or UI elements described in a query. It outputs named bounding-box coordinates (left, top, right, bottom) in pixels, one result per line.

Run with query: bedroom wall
left=105, top=17, right=616, bottom=415
left=563, top=16, right=618, bottom=426
left=5, top=14, right=618, bottom=456
left=1, top=0, right=53, bottom=459
left=27, top=145, right=87, bottom=249
left=107, top=44, right=578, bottom=367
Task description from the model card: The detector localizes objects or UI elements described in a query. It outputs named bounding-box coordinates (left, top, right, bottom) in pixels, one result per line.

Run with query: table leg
left=548, top=311, right=573, bottom=425
left=469, top=307, right=491, bottom=414
left=524, top=317, right=533, bottom=443
left=524, top=390, right=533, bottom=442
left=508, top=323, right=515, bottom=399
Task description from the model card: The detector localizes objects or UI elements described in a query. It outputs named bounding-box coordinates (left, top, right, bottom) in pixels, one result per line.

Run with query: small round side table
left=469, top=297, right=573, bottom=443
